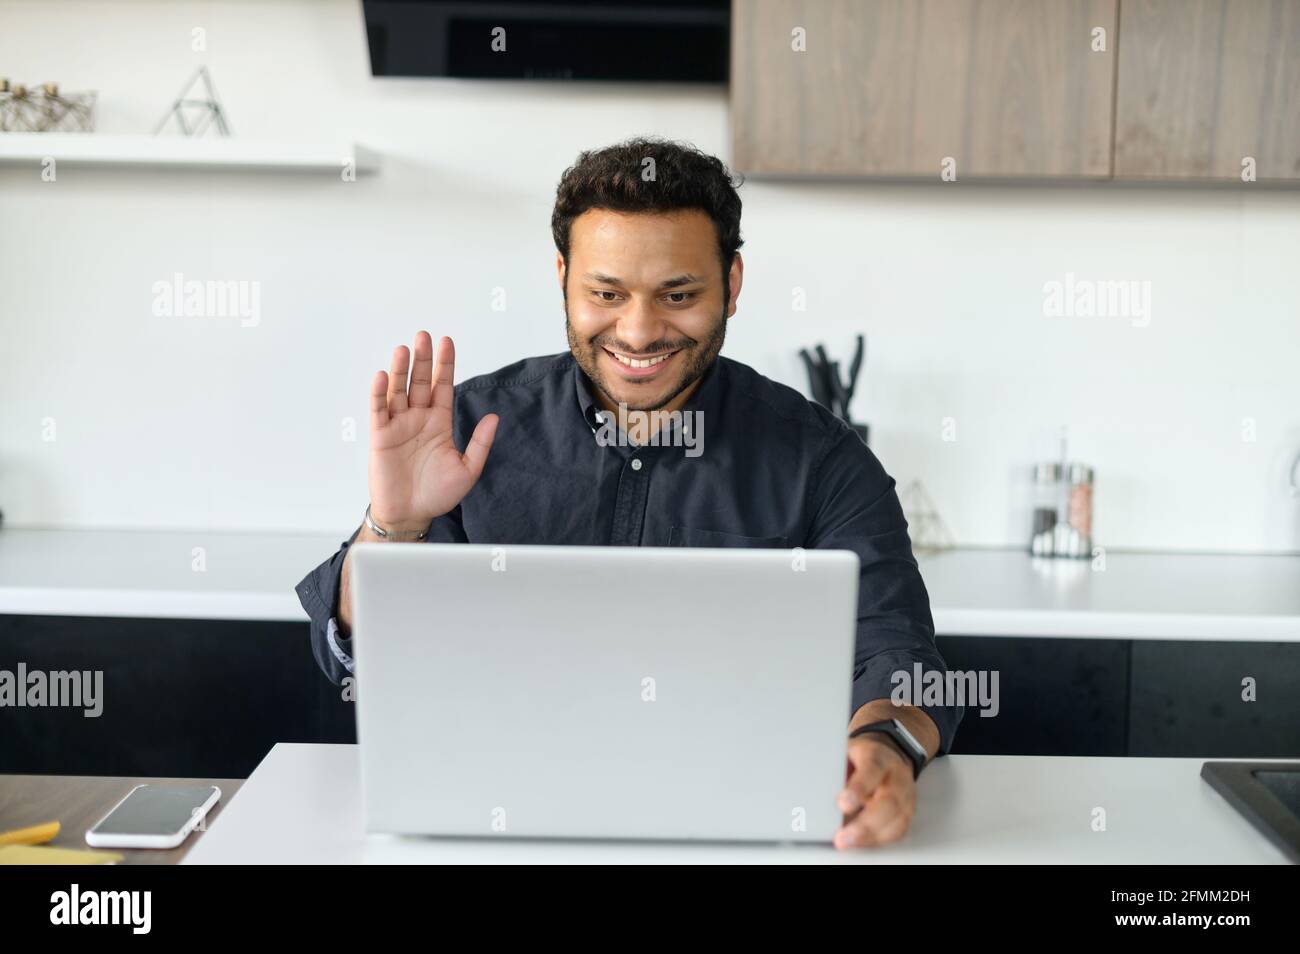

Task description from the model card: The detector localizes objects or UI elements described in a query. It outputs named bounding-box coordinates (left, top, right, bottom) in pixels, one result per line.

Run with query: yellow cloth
left=0, top=844, right=123, bottom=865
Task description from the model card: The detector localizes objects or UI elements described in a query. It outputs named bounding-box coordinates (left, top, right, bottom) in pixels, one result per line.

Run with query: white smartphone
left=85, top=784, right=222, bottom=849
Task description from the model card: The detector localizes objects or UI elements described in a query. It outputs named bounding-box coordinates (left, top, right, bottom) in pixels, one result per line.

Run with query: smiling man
left=296, top=138, right=962, bottom=850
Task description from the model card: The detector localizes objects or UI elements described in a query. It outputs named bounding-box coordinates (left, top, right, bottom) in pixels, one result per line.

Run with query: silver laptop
left=350, top=542, right=859, bottom=842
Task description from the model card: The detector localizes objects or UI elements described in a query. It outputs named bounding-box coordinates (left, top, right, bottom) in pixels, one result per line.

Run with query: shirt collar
left=573, top=357, right=604, bottom=432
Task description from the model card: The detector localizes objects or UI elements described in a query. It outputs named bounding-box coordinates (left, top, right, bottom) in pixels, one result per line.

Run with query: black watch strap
left=849, top=719, right=927, bottom=780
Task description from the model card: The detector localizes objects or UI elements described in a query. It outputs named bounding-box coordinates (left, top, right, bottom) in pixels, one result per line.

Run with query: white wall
left=2, top=0, right=1298, bottom=552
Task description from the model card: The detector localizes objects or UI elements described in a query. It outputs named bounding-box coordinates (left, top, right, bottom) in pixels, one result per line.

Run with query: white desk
left=183, top=743, right=1290, bottom=864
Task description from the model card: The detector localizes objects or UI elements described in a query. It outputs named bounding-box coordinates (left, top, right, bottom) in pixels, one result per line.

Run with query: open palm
left=368, top=332, right=498, bottom=529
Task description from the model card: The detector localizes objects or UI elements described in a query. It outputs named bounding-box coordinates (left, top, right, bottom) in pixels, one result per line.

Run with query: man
left=296, top=138, right=962, bottom=850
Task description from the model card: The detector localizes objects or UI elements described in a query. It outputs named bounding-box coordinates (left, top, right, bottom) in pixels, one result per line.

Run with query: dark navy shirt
left=295, top=351, right=963, bottom=754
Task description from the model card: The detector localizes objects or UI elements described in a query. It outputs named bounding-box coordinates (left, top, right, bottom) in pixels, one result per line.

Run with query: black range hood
left=362, top=0, right=729, bottom=82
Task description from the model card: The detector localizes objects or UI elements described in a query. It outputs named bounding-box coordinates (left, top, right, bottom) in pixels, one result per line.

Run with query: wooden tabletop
left=0, top=774, right=244, bottom=865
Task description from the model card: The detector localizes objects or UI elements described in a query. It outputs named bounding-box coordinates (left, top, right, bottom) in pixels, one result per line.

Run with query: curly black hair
left=551, top=137, right=744, bottom=287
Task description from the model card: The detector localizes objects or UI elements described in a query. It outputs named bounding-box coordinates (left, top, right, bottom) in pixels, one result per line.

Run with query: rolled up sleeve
left=295, top=526, right=361, bottom=686
left=295, top=509, right=470, bottom=685
left=807, top=427, right=963, bottom=756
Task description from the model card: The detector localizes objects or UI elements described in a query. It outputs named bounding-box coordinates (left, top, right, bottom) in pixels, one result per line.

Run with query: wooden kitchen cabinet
left=731, top=0, right=1118, bottom=178
left=1114, top=0, right=1300, bottom=181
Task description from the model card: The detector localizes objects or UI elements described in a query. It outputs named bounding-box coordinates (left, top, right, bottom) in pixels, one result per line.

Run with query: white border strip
left=0, top=587, right=308, bottom=622
left=934, top=608, right=1300, bottom=641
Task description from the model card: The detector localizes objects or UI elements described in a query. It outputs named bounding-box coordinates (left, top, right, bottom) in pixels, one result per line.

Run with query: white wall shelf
left=0, top=132, right=380, bottom=174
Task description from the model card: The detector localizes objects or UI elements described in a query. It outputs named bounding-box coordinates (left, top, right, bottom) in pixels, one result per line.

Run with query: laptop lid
left=351, top=542, right=859, bottom=842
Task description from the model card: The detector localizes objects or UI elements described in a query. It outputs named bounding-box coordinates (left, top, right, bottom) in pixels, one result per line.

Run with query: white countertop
left=919, top=548, right=1300, bottom=640
left=0, top=528, right=338, bottom=621
left=1, top=528, right=1297, bottom=640
left=182, top=743, right=1291, bottom=864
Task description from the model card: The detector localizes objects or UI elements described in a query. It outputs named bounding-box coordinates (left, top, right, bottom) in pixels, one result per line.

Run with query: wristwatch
left=849, top=718, right=928, bottom=780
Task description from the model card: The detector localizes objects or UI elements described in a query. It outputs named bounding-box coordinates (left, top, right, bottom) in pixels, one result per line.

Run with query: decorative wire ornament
left=154, top=66, right=231, bottom=137
left=899, top=479, right=956, bottom=554
left=0, top=79, right=97, bottom=132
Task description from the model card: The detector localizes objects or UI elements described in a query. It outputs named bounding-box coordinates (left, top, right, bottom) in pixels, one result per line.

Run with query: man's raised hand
left=367, top=332, right=498, bottom=532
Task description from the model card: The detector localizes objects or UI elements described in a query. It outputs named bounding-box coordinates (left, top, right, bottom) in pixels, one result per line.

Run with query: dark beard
left=565, top=303, right=727, bottom=414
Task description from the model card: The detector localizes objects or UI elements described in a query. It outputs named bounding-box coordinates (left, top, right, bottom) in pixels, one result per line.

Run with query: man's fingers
left=409, top=332, right=434, bottom=408
left=370, top=370, right=390, bottom=431
left=835, top=787, right=913, bottom=849
left=461, top=413, right=499, bottom=482
left=839, top=753, right=886, bottom=812
left=835, top=740, right=917, bottom=848
left=432, top=335, right=456, bottom=413
left=387, top=344, right=411, bottom=414
left=836, top=802, right=910, bottom=848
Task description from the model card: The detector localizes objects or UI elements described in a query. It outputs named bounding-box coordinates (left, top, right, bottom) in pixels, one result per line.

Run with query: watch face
left=853, top=721, right=921, bottom=762
left=891, top=719, right=925, bottom=759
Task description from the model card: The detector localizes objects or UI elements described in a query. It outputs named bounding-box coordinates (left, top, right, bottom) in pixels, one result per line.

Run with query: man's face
left=561, top=208, right=742, bottom=414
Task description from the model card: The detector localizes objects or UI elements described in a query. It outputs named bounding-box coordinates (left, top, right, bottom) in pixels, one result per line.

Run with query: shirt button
left=630, top=458, right=643, bottom=471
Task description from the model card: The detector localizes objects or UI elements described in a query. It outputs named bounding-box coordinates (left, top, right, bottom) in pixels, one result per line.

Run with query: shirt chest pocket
left=667, top=526, right=790, bottom=549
